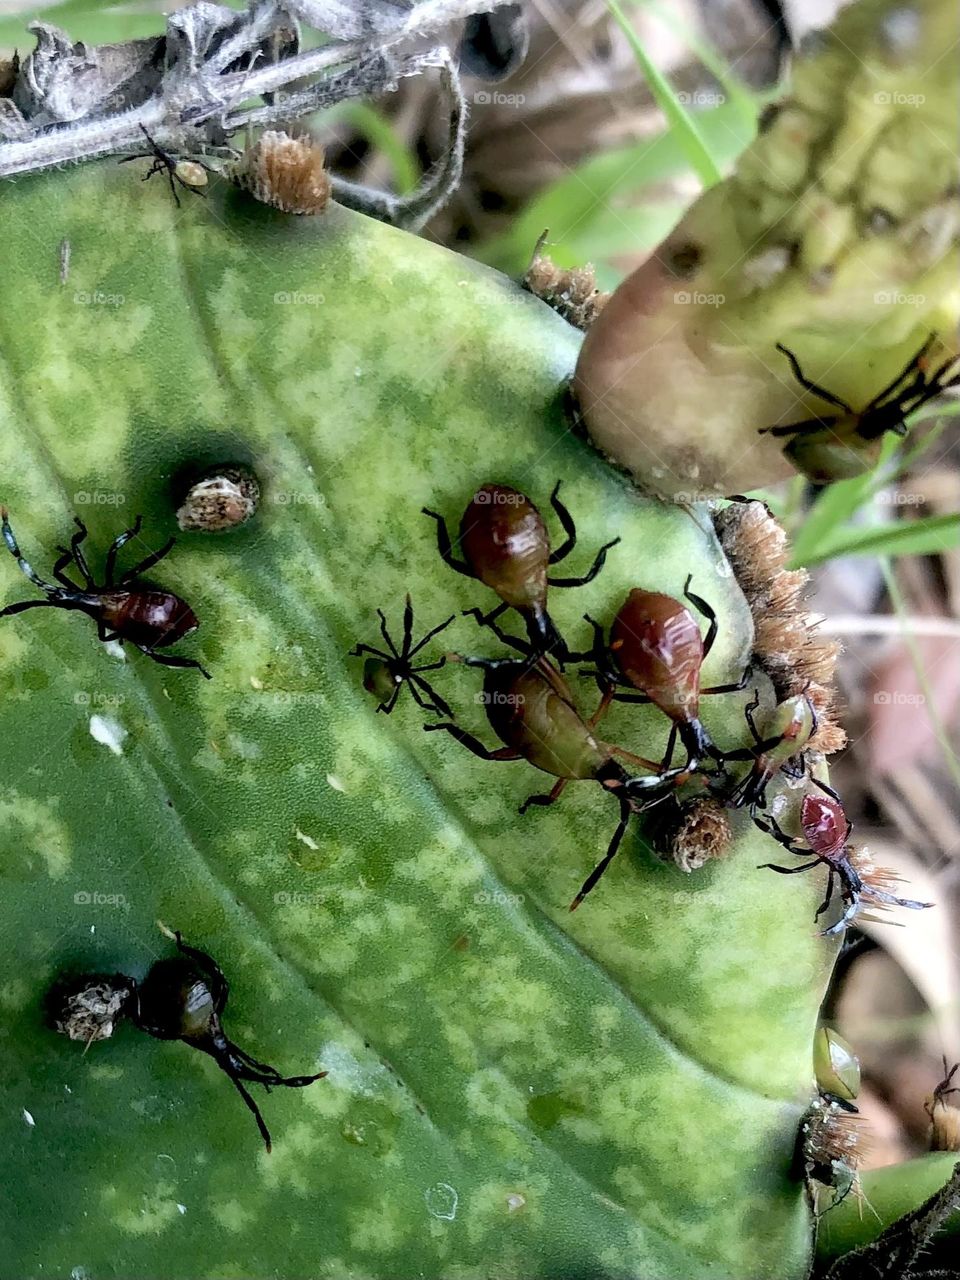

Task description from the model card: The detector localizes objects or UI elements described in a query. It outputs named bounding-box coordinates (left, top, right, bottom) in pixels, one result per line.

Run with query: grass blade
left=799, top=514, right=960, bottom=566
left=606, top=0, right=723, bottom=188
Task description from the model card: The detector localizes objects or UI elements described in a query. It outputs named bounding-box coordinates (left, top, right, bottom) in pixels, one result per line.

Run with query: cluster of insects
left=7, top=473, right=935, bottom=1153
left=351, top=481, right=932, bottom=930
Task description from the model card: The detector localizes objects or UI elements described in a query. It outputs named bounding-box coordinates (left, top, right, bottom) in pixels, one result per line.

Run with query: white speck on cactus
left=89, top=715, right=127, bottom=756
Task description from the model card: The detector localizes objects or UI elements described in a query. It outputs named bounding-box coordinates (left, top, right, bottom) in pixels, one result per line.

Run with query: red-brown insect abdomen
left=800, top=794, right=846, bottom=858
left=100, top=590, right=199, bottom=649
left=459, top=485, right=550, bottom=613
left=609, top=589, right=703, bottom=721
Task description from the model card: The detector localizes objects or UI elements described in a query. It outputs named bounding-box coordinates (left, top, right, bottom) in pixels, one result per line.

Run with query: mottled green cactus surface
left=0, top=163, right=834, bottom=1279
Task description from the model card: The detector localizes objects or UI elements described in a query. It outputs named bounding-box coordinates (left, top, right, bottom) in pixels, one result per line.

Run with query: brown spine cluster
left=713, top=500, right=845, bottom=755
left=230, top=131, right=331, bottom=216
left=523, top=251, right=608, bottom=332
left=800, top=1095, right=866, bottom=1183
left=648, top=796, right=733, bottom=873
left=176, top=466, right=260, bottom=533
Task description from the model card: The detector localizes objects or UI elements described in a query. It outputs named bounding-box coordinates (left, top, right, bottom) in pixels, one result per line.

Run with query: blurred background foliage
left=2, top=0, right=959, bottom=1200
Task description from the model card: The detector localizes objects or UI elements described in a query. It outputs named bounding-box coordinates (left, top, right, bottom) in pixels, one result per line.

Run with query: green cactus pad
left=0, top=162, right=835, bottom=1279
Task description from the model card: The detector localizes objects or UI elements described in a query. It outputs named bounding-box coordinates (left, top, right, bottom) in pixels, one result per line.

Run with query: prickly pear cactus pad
left=0, top=162, right=835, bottom=1280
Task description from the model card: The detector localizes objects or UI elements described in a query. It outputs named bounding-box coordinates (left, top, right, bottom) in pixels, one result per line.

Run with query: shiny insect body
left=756, top=791, right=931, bottom=935
left=422, top=482, right=618, bottom=663
left=575, top=578, right=747, bottom=774
left=814, top=1026, right=861, bottom=1110
left=764, top=338, right=960, bottom=482
left=425, top=656, right=688, bottom=909
left=119, top=125, right=211, bottom=206
left=133, top=932, right=325, bottom=1152
left=350, top=595, right=455, bottom=716
left=925, top=1058, right=960, bottom=1125
left=0, top=509, right=210, bottom=677
left=720, top=691, right=816, bottom=811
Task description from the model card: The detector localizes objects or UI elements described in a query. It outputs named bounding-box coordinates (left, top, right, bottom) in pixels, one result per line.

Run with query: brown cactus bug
left=422, top=482, right=619, bottom=663
left=350, top=595, right=455, bottom=717
left=132, top=931, right=326, bottom=1153
left=573, top=577, right=748, bottom=775
left=755, top=790, right=932, bottom=935
left=0, top=509, right=210, bottom=677
left=425, top=655, right=688, bottom=910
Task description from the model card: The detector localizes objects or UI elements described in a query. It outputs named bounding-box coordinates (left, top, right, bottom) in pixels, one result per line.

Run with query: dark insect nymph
left=925, top=1057, right=959, bottom=1125
left=119, top=125, right=211, bottom=207
left=763, top=337, right=960, bottom=481
left=0, top=509, right=211, bottom=677
left=755, top=790, right=931, bottom=935
left=423, top=482, right=619, bottom=664
left=132, top=932, right=326, bottom=1153
left=350, top=594, right=455, bottom=716
left=719, top=691, right=816, bottom=812
left=572, top=578, right=748, bottom=776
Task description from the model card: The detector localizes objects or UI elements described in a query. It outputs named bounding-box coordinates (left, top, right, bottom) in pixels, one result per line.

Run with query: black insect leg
left=136, top=645, right=212, bottom=679
left=462, top=606, right=531, bottom=655
left=423, top=722, right=521, bottom=761
left=569, top=792, right=632, bottom=911
left=519, top=777, right=568, bottom=815
left=421, top=509, right=473, bottom=576
left=104, top=516, right=144, bottom=584
left=119, top=537, right=177, bottom=585
left=775, top=343, right=853, bottom=412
